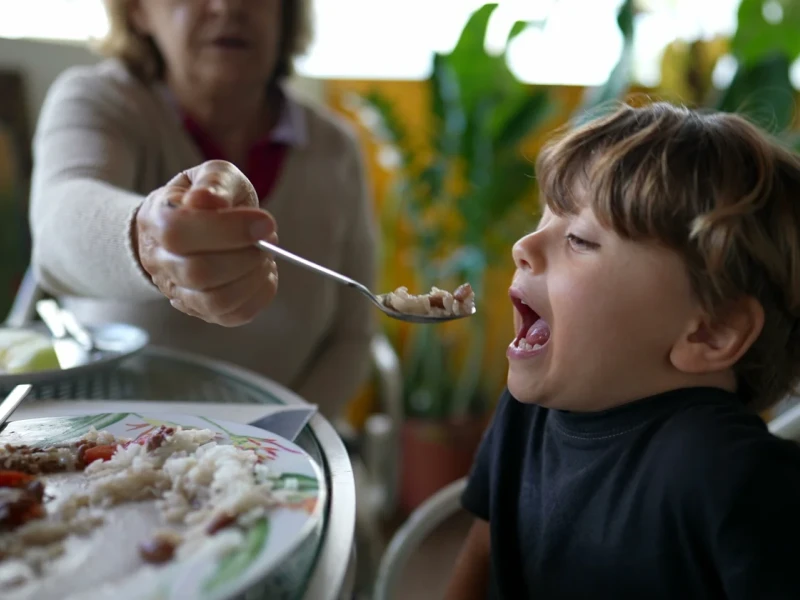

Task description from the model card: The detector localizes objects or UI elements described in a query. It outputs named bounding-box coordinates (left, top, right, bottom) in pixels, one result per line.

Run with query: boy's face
left=507, top=205, right=704, bottom=411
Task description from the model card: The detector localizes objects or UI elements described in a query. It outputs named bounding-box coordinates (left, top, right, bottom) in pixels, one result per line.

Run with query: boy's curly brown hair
left=536, top=102, right=800, bottom=411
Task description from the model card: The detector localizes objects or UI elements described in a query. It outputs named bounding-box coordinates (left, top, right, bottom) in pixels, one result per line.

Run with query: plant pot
left=399, top=415, right=489, bottom=515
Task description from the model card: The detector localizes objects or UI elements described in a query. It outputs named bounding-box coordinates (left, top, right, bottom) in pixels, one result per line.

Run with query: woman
left=29, top=0, right=378, bottom=417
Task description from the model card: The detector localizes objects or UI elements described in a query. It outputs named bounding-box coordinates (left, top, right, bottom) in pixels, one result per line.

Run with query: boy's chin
left=507, top=372, right=547, bottom=405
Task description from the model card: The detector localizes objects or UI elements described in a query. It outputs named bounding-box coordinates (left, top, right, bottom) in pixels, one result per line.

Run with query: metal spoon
left=0, top=384, right=32, bottom=431
left=255, top=240, right=476, bottom=324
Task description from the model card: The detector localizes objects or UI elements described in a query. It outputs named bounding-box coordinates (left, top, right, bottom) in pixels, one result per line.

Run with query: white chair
left=372, top=477, right=467, bottom=600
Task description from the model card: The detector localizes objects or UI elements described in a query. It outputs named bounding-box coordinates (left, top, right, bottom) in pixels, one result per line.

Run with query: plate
left=0, top=322, right=149, bottom=389
left=0, top=412, right=326, bottom=600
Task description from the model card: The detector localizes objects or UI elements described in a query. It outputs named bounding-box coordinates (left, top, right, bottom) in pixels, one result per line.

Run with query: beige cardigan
left=29, top=60, right=378, bottom=417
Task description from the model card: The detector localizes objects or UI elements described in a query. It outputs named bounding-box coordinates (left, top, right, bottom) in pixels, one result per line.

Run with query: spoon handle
left=255, top=240, right=371, bottom=296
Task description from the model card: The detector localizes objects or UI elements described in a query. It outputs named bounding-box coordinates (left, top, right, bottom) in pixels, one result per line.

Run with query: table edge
left=144, top=347, right=356, bottom=600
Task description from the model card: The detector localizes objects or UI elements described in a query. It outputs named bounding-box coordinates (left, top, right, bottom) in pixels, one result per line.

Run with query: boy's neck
left=557, top=370, right=738, bottom=413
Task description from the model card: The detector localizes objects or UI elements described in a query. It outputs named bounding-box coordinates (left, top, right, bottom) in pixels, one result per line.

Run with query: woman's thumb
left=184, top=159, right=259, bottom=209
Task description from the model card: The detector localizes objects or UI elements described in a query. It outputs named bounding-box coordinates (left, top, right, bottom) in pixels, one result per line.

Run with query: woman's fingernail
left=250, top=220, right=272, bottom=240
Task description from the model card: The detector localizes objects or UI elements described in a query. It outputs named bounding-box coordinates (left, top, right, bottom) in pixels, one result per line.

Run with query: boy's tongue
left=525, top=318, right=551, bottom=346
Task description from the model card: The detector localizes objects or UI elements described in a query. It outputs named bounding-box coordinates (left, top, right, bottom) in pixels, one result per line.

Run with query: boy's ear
left=670, top=297, right=764, bottom=374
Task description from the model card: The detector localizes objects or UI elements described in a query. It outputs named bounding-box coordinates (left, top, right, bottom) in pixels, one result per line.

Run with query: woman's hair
left=95, top=0, right=313, bottom=82
left=536, top=102, right=800, bottom=411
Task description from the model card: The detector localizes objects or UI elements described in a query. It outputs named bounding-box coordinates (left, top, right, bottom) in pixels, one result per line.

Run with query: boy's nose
left=512, top=233, right=545, bottom=273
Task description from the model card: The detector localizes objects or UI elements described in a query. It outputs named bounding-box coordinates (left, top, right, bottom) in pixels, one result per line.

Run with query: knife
left=36, top=300, right=89, bottom=370
left=0, top=384, right=32, bottom=432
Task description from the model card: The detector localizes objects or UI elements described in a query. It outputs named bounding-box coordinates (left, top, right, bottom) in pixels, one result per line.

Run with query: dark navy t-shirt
left=462, top=387, right=800, bottom=599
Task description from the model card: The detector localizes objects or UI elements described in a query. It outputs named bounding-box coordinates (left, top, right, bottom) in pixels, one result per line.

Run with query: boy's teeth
left=510, top=338, right=546, bottom=352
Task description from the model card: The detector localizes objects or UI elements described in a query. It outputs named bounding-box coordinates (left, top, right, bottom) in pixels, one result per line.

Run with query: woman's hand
left=134, top=160, right=278, bottom=327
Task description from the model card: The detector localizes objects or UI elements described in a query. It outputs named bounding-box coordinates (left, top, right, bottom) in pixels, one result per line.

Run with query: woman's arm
left=445, top=519, right=492, bottom=600
left=29, top=67, right=162, bottom=300
left=294, top=139, right=378, bottom=417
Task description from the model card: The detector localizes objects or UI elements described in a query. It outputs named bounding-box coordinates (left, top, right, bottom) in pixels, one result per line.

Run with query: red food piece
left=0, top=470, right=37, bottom=488
left=83, top=445, right=117, bottom=464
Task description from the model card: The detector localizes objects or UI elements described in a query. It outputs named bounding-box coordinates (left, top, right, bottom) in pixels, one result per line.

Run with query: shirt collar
left=159, top=82, right=307, bottom=148
left=270, top=89, right=307, bottom=147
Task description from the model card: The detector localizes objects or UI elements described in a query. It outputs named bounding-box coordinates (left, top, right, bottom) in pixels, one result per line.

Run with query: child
left=445, top=102, right=800, bottom=600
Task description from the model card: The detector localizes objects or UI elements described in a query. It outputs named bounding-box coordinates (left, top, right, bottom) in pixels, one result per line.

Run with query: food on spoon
left=381, top=283, right=475, bottom=318
left=0, top=330, right=60, bottom=375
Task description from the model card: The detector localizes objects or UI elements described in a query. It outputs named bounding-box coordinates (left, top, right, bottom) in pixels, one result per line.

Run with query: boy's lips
left=508, top=288, right=551, bottom=358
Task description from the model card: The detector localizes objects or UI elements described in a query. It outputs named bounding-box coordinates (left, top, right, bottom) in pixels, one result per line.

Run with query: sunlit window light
left=0, top=0, right=750, bottom=88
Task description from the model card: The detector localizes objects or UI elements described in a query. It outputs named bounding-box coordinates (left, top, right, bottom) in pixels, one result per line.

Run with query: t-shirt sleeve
left=706, top=438, right=800, bottom=599
left=461, top=391, right=510, bottom=521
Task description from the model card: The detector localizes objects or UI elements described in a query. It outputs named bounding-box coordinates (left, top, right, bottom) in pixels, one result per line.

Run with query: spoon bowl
left=256, top=240, right=476, bottom=324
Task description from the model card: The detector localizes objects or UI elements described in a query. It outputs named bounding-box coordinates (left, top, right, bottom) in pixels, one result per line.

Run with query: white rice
left=383, top=284, right=475, bottom=317
left=82, top=427, right=276, bottom=556
left=0, top=426, right=282, bottom=596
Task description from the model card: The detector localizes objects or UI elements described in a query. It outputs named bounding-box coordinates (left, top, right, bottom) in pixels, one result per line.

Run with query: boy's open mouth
left=511, top=295, right=551, bottom=352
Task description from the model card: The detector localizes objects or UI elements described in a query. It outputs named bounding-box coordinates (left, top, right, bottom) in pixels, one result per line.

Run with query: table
left=14, top=345, right=357, bottom=600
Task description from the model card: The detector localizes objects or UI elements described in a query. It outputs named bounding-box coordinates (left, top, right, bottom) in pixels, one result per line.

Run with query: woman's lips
left=210, top=37, right=250, bottom=50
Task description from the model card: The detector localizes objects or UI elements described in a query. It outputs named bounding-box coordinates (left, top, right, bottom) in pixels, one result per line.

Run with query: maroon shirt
left=181, top=113, right=289, bottom=202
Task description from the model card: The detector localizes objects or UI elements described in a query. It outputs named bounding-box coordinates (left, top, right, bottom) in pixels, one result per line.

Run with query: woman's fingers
left=135, top=159, right=280, bottom=326
left=172, top=258, right=278, bottom=327
left=163, top=247, right=270, bottom=291
left=155, top=206, right=277, bottom=254
left=182, top=160, right=260, bottom=208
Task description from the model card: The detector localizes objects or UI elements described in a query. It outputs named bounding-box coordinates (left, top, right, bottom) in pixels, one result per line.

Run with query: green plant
left=651, top=0, right=800, bottom=143
left=352, top=2, right=634, bottom=420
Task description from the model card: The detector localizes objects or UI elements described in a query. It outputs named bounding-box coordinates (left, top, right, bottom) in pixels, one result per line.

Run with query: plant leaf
left=715, top=53, right=795, bottom=132
left=732, top=0, right=800, bottom=67
left=430, top=53, right=466, bottom=158
left=493, top=89, right=556, bottom=150
left=506, top=20, right=529, bottom=45
left=576, top=0, right=635, bottom=121
left=445, top=3, right=522, bottom=114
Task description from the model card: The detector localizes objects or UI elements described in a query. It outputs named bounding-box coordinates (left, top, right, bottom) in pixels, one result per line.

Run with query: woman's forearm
left=30, top=177, right=161, bottom=300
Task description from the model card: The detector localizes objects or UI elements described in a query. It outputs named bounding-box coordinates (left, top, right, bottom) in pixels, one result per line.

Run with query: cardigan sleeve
left=29, top=67, right=162, bottom=300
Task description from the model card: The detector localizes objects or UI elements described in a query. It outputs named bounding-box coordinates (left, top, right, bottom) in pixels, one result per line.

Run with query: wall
left=0, top=37, right=326, bottom=139
left=0, top=38, right=98, bottom=129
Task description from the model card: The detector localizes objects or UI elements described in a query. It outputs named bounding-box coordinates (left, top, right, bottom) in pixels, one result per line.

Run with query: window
left=0, top=0, right=747, bottom=87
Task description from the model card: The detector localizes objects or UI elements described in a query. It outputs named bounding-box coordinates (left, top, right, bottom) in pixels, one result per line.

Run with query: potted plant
left=346, top=1, right=635, bottom=513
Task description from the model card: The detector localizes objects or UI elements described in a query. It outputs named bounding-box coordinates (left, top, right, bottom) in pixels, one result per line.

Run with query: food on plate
left=0, top=330, right=60, bottom=375
left=0, top=424, right=311, bottom=597
left=381, top=283, right=475, bottom=317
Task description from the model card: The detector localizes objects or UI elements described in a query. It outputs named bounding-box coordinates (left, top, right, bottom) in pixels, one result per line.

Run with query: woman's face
left=132, top=0, right=283, bottom=90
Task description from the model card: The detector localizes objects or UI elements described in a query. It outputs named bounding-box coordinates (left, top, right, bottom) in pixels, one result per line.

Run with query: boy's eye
left=565, top=233, right=599, bottom=251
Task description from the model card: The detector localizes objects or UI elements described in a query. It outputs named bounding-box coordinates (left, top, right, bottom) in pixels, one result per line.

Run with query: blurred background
left=0, top=1, right=798, bottom=597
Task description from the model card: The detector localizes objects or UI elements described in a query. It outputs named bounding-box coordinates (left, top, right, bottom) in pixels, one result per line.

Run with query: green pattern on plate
left=204, top=518, right=270, bottom=593
left=0, top=413, right=131, bottom=446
